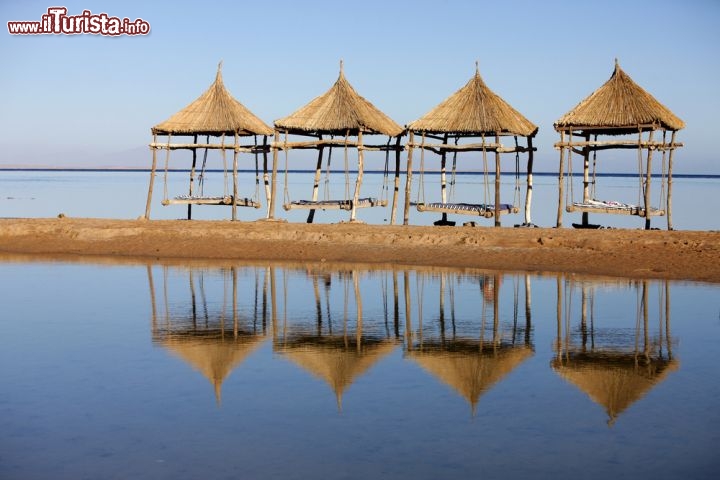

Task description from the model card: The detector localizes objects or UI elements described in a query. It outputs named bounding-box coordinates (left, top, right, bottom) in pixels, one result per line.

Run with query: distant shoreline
left=1, top=167, right=718, bottom=178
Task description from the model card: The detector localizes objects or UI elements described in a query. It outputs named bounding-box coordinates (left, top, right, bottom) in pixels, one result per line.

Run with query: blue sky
left=1, top=0, right=718, bottom=173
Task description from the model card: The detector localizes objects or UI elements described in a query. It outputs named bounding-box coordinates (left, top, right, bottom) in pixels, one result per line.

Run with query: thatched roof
left=277, top=338, right=398, bottom=410
left=152, top=62, right=273, bottom=137
left=554, top=60, right=685, bottom=134
left=408, top=344, right=533, bottom=415
left=162, top=335, right=266, bottom=405
left=274, top=62, right=404, bottom=137
left=407, top=64, right=538, bottom=137
left=552, top=354, right=679, bottom=425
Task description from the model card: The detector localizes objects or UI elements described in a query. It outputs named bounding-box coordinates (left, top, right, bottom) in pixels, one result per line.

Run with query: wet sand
left=0, top=218, right=718, bottom=282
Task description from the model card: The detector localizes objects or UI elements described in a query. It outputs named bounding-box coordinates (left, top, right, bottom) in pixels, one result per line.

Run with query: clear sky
left=1, top=0, right=718, bottom=173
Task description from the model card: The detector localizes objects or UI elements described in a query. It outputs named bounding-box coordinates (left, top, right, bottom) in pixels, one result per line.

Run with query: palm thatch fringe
left=554, top=59, right=685, bottom=134
left=407, top=64, right=537, bottom=137
left=274, top=62, right=403, bottom=137
left=152, top=62, right=273, bottom=137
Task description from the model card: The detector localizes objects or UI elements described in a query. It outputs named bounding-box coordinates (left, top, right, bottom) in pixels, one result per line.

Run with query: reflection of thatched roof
left=407, top=65, right=537, bottom=137
left=408, top=344, right=533, bottom=414
left=162, top=335, right=265, bottom=404
left=554, top=60, right=685, bottom=134
left=274, top=64, right=403, bottom=137
left=277, top=338, right=398, bottom=409
left=552, top=353, right=679, bottom=425
left=152, top=62, right=273, bottom=136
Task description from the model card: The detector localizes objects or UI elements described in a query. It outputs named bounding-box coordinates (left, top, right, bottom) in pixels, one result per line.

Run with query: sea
left=1, top=169, right=719, bottom=479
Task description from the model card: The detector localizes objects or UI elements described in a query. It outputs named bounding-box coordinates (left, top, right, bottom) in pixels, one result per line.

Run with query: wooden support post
left=582, top=133, right=590, bottom=227
left=350, top=130, right=364, bottom=222
left=644, top=130, right=655, bottom=230
left=268, top=131, right=280, bottom=219
left=440, top=133, right=449, bottom=224
left=307, top=135, right=324, bottom=224
left=403, top=131, right=415, bottom=225
left=390, top=136, right=401, bottom=225
left=232, top=133, right=239, bottom=221
left=262, top=136, right=271, bottom=218
left=524, top=136, right=534, bottom=225
left=557, top=131, right=565, bottom=227
left=188, top=135, right=198, bottom=220
left=494, top=133, right=501, bottom=227
left=144, top=133, right=158, bottom=219
left=666, top=131, right=676, bottom=230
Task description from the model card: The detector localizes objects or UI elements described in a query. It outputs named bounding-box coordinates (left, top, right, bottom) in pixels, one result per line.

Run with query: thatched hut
left=404, top=64, right=538, bottom=227
left=554, top=60, right=685, bottom=229
left=148, top=265, right=269, bottom=405
left=144, top=62, right=274, bottom=221
left=272, top=62, right=405, bottom=223
left=276, top=338, right=397, bottom=411
left=553, top=278, right=677, bottom=425
left=404, top=272, right=534, bottom=415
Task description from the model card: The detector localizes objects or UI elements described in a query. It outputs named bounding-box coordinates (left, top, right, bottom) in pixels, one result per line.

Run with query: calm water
left=1, top=260, right=719, bottom=479
left=1, top=169, right=719, bottom=230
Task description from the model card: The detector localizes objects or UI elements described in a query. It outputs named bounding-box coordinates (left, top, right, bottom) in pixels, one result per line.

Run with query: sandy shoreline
left=0, top=217, right=719, bottom=283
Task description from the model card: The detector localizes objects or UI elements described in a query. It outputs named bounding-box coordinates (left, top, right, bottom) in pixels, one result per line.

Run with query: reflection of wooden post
left=493, top=274, right=500, bottom=346
left=144, top=134, right=158, bottom=219
left=556, top=276, right=562, bottom=357
left=524, top=275, right=531, bottom=345
left=312, top=273, right=322, bottom=335
left=665, top=280, right=672, bottom=358
left=392, top=271, right=400, bottom=338
left=439, top=274, right=446, bottom=347
left=403, top=131, right=415, bottom=225
left=642, top=280, right=650, bottom=359
left=148, top=265, right=157, bottom=334
left=354, top=270, right=362, bottom=353
left=307, top=136, right=324, bottom=224
left=270, top=267, right=278, bottom=341
left=404, top=271, right=412, bottom=350
left=581, top=284, right=588, bottom=349
left=232, top=267, right=238, bottom=338
left=557, top=131, right=565, bottom=227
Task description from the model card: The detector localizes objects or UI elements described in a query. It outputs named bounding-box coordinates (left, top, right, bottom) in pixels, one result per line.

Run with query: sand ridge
left=0, top=218, right=718, bottom=283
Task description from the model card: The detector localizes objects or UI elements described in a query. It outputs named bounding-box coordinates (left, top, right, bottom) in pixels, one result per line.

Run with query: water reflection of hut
left=553, top=278, right=677, bottom=425
left=405, top=273, right=534, bottom=414
left=148, top=265, right=270, bottom=405
left=554, top=60, right=684, bottom=229
left=274, top=269, right=399, bottom=410
left=272, top=61, right=405, bottom=223
left=403, top=63, right=538, bottom=227
left=144, top=62, right=274, bottom=221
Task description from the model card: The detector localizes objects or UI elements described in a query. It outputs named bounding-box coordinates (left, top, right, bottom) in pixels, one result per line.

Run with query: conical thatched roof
left=554, top=60, right=685, bottom=134
left=408, top=344, right=533, bottom=415
left=277, top=338, right=397, bottom=410
left=552, top=354, right=679, bottom=425
left=152, top=62, right=273, bottom=136
left=407, top=65, right=538, bottom=137
left=162, top=335, right=266, bottom=405
left=274, top=63, right=403, bottom=137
